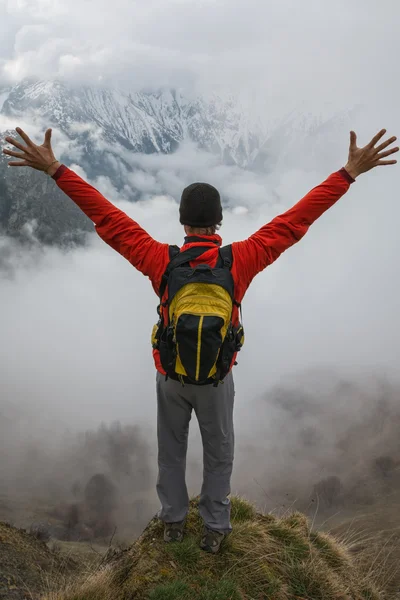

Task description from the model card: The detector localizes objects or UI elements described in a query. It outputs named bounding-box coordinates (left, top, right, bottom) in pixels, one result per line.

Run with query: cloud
left=1, top=0, right=399, bottom=113
left=1, top=139, right=400, bottom=539
left=1, top=163, right=400, bottom=525
left=1, top=0, right=400, bottom=532
left=1, top=98, right=399, bottom=434
left=1, top=100, right=399, bottom=427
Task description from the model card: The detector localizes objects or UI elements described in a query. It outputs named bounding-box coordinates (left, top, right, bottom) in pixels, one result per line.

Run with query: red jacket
left=53, top=165, right=354, bottom=374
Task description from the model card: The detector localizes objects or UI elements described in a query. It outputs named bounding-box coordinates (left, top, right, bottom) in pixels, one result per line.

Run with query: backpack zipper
left=196, top=316, right=204, bottom=381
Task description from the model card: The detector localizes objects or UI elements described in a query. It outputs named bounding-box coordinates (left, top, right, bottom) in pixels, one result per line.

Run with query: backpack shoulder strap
left=169, top=245, right=180, bottom=260
left=219, top=245, right=242, bottom=318
left=159, top=245, right=212, bottom=300
left=219, top=245, right=233, bottom=270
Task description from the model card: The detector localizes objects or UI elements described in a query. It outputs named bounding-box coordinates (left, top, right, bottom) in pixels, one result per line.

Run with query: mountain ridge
left=0, top=79, right=355, bottom=246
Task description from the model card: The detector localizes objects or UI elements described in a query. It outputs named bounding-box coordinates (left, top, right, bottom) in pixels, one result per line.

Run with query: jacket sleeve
left=52, top=165, right=169, bottom=290
left=231, top=168, right=355, bottom=292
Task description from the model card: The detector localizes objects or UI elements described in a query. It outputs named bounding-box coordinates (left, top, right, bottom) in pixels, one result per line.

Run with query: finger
left=8, top=160, right=32, bottom=167
left=15, top=127, right=35, bottom=147
left=44, top=128, right=52, bottom=147
left=376, top=147, right=399, bottom=160
left=366, top=129, right=386, bottom=149
left=349, top=130, right=357, bottom=150
left=375, top=136, right=397, bottom=153
left=4, top=136, right=29, bottom=152
left=3, top=149, right=26, bottom=158
left=376, top=159, right=397, bottom=166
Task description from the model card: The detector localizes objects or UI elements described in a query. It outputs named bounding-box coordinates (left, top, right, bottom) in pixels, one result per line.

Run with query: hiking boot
left=164, top=521, right=185, bottom=543
left=200, top=527, right=226, bottom=554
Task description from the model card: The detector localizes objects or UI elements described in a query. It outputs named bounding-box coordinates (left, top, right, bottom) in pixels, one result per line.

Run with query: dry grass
left=0, top=521, right=80, bottom=600
left=43, top=496, right=384, bottom=600
left=328, top=492, right=400, bottom=600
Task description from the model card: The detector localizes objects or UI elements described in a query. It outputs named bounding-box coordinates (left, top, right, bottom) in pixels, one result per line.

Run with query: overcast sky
left=1, top=0, right=399, bottom=512
left=1, top=0, right=399, bottom=112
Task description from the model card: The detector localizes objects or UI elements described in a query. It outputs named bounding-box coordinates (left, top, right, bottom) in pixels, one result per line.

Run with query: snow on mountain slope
left=1, top=80, right=271, bottom=167
left=0, top=89, right=10, bottom=112
left=1, top=79, right=356, bottom=172
left=0, top=79, right=355, bottom=245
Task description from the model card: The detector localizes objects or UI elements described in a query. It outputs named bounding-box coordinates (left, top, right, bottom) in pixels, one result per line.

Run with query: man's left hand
left=345, top=129, right=398, bottom=179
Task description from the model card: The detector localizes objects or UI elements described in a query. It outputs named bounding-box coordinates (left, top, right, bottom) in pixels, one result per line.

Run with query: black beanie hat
left=179, top=182, right=223, bottom=228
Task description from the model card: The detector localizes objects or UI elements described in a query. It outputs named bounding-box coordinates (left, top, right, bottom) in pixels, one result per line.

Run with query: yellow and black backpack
left=152, top=245, right=244, bottom=386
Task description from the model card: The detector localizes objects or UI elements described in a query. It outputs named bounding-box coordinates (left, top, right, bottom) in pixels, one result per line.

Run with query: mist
left=1, top=0, right=400, bottom=541
left=1, top=115, right=400, bottom=536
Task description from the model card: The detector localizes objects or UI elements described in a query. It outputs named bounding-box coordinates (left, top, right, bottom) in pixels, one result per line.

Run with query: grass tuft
left=267, top=521, right=310, bottom=560
left=166, top=537, right=202, bottom=569
left=360, top=585, right=381, bottom=600
left=281, top=511, right=310, bottom=535
left=197, top=578, right=242, bottom=600
left=287, top=559, right=340, bottom=600
left=44, top=498, right=386, bottom=600
left=148, top=580, right=191, bottom=600
left=230, top=496, right=256, bottom=523
left=310, top=531, right=350, bottom=571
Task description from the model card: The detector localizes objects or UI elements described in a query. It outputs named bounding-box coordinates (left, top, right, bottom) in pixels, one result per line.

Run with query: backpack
left=151, top=244, right=244, bottom=386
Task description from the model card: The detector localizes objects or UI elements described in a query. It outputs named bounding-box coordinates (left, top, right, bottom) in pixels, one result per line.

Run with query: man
left=2, top=126, right=398, bottom=553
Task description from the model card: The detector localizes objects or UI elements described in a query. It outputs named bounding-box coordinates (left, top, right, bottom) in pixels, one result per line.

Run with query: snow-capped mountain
left=1, top=80, right=268, bottom=167
left=0, top=79, right=355, bottom=246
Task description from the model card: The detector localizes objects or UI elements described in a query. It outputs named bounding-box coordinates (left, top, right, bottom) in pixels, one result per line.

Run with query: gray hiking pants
left=156, top=371, right=235, bottom=534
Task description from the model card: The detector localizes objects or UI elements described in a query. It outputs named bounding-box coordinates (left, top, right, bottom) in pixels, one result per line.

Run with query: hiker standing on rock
left=3, top=127, right=398, bottom=553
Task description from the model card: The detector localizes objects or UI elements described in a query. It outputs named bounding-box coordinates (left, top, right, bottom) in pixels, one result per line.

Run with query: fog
left=1, top=0, right=399, bottom=539
left=1, top=121, right=400, bottom=535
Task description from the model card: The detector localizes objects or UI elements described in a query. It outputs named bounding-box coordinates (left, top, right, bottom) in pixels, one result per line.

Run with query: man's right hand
left=2, top=127, right=61, bottom=176
left=345, top=129, right=398, bottom=179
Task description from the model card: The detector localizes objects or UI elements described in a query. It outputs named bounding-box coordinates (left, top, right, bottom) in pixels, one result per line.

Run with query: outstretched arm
left=2, top=128, right=169, bottom=288
left=232, top=129, right=398, bottom=290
